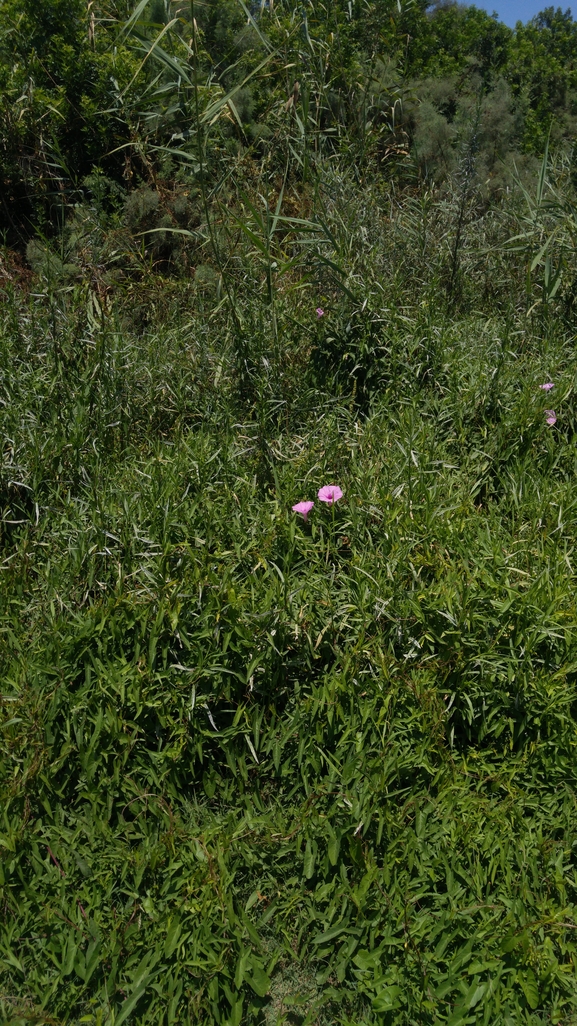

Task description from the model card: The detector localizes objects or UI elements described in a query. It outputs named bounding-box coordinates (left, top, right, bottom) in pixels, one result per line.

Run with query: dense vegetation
left=3, top=1, right=577, bottom=1024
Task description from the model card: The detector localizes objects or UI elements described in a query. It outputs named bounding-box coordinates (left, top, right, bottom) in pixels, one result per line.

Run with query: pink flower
left=545, top=410, right=557, bottom=426
left=292, top=500, right=314, bottom=521
left=316, top=307, right=324, bottom=318
left=317, top=484, right=343, bottom=504
left=539, top=382, right=554, bottom=391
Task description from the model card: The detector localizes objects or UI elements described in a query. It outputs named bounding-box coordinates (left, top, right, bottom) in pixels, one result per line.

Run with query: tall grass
left=3, top=3, right=577, bottom=1022
left=2, top=235, right=577, bottom=1023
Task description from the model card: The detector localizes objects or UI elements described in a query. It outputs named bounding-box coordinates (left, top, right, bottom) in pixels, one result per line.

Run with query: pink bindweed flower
left=318, top=484, right=343, bottom=504
left=539, top=382, right=554, bottom=391
left=292, top=500, right=314, bottom=521
left=545, top=410, right=557, bottom=426
left=316, top=307, right=325, bottom=318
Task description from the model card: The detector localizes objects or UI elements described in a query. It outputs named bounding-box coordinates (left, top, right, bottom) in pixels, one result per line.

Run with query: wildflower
left=539, top=382, right=554, bottom=391
left=545, top=410, right=557, bottom=426
left=316, top=307, right=324, bottom=318
left=318, top=484, right=343, bottom=504
left=292, top=500, right=314, bottom=521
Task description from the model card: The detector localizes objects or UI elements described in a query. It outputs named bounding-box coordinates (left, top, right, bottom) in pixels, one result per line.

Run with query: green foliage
left=3, top=206, right=577, bottom=1019
left=508, top=7, right=577, bottom=151
left=407, top=2, right=513, bottom=80
left=2, top=0, right=577, bottom=243
left=4, top=2, right=577, bottom=1024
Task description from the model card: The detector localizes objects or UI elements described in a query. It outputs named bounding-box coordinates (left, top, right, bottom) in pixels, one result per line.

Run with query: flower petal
left=292, top=500, right=315, bottom=520
left=317, top=485, right=343, bottom=504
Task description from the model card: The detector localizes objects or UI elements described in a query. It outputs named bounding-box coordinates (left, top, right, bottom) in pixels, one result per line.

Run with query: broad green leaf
left=247, top=965, right=270, bottom=998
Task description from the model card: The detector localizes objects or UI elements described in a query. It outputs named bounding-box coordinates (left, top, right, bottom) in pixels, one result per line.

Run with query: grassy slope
left=1, top=281, right=577, bottom=1025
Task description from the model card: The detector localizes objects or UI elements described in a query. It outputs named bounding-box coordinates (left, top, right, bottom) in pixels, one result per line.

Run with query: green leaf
left=164, top=916, right=181, bottom=958
left=247, top=965, right=270, bottom=998
left=114, top=950, right=160, bottom=1026
left=353, top=948, right=382, bottom=971
left=313, top=924, right=348, bottom=945
left=328, top=836, right=340, bottom=866
left=1, top=950, right=25, bottom=973
left=304, top=839, right=316, bottom=879
left=372, top=985, right=403, bottom=1012
left=518, top=968, right=540, bottom=1010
